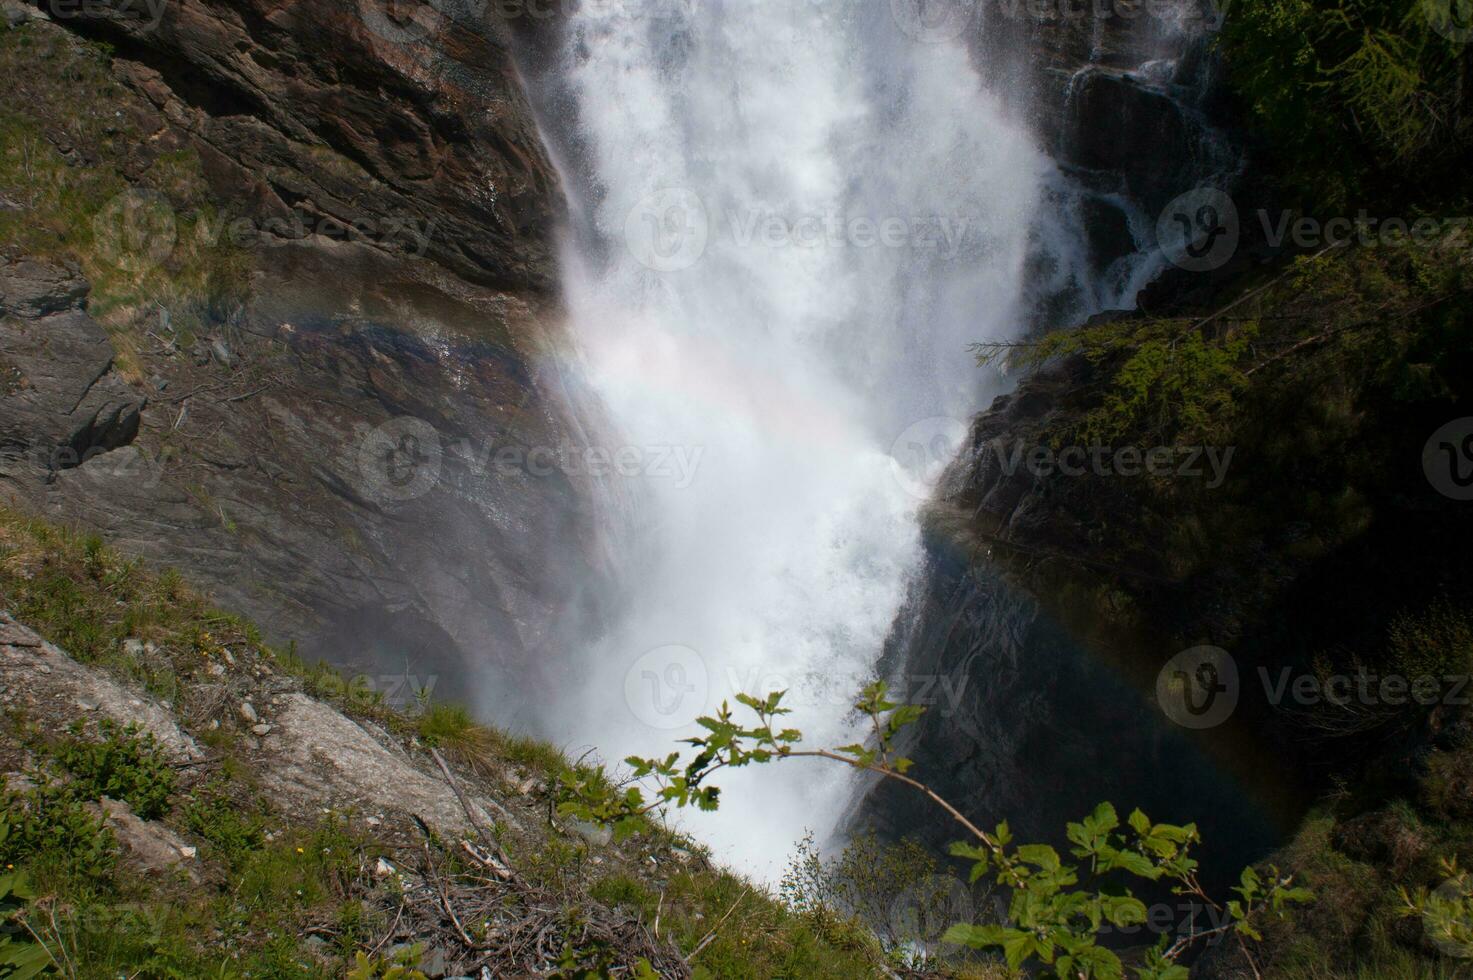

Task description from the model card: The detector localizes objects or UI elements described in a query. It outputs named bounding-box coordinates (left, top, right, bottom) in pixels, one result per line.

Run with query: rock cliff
left=0, top=4, right=606, bottom=717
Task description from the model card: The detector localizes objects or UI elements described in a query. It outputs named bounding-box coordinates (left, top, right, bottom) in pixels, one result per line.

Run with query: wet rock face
left=851, top=542, right=1277, bottom=897
left=1, top=12, right=605, bottom=720
left=966, top=0, right=1237, bottom=286
left=847, top=363, right=1278, bottom=893
left=36, top=0, right=562, bottom=292
left=848, top=5, right=1257, bottom=883
left=1060, top=65, right=1226, bottom=218
left=0, top=257, right=147, bottom=473
left=1, top=244, right=609, bottom=722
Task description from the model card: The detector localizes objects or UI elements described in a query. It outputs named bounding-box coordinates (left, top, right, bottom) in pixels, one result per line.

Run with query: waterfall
left=526, top=1, right=1094, bottom=881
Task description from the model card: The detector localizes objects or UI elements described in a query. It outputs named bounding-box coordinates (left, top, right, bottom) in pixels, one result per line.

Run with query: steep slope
left=0, top=508, right=912, bottom=977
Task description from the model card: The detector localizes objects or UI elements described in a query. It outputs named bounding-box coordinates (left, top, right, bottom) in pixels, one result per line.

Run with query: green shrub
left=1219, top=0, right=1471, bottom=209
left=416, top=703, right=498, bottom=780
left=0, top=819, right=53, bottom=980
left=1, top=778, right=116, bottom=882
left=181, top=785, right=267, bottom=869
left=588, top=874, right=656, bottom=918
left=54, top=720, right=176, bottom=821
left=566, top=685, right=1314, bottom=978
left=782, top=830, right=982, bottom=963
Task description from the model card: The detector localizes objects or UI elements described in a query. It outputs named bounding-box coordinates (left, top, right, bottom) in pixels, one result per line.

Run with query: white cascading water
left=537, top=0, right=1095, bottom=881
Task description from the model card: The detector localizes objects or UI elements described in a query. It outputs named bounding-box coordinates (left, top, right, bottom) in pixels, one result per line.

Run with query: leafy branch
left=560, top=683, right=1313, bottom=978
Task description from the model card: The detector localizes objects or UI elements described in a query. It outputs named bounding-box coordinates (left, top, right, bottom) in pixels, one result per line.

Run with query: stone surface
left=0, top=612, right=201, bottom=760
left=0, top=16, right=614, bottom=721
left=257, top=693, right=496, bottom=839
left=34, top=0, right=561, bottom=291
left=0, top=257, right=148, bottom=475
left=0, top=611, right=530, bottom=847
left=91, top=797, right=200, bottom=879
left=962, top=0, right=1238, bottom=295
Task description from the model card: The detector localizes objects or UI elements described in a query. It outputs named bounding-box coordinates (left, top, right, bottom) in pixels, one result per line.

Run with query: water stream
left=525, top=0, right=1170, bottom=880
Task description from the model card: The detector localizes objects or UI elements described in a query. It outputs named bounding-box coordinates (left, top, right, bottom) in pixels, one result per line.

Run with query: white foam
left=536, top=1, right=1076, bottom=882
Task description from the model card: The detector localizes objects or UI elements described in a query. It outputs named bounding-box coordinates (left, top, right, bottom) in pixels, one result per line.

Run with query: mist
left=524, top=0, right=1102, bottom=882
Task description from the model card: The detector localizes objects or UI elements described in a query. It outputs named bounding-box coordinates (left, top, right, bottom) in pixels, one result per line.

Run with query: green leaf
left=1104, top=849, right=1162, bottom=880
left=1091, top=801, right=1120, bottom=832
left=1102, top=894, right=1149, bottom=927
left=1016, top=843, right=1062, bottom=872
left=1002, top=931, right=1039, bottom=970
left=941, top=923, right=1009, bottom=949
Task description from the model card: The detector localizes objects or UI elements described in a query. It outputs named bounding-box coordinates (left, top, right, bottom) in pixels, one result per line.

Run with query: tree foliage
left=1219, top=0, right=1471, bottom=209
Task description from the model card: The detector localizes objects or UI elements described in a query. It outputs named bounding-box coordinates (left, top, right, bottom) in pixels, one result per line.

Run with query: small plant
left=54, top=720, right=176, bottom=820
left=346, top=946, right=429, bottom=980
left=416, top=703, right=496, bottom=779
left=1399, top=856, right=1473, bottom=958
left=552, top=937, right=658, bottom=980
left=1, top=778, right=115, bottom=882
left=181, top=784, right=266, bottom=869
left=782, top=829, right=980, bottom=964
left=971, top=317, right=1254, bottom=447
left=564, top=683, right=1314, bottom=978
left=0, top=817, right=53, bottom=979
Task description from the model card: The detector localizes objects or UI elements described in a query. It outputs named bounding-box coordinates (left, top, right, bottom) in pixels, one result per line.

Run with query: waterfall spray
left=527, top=0, right=1092, bottom=881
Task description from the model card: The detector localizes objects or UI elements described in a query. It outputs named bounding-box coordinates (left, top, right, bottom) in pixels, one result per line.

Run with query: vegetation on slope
left=0, top=507, right=916, bottom=978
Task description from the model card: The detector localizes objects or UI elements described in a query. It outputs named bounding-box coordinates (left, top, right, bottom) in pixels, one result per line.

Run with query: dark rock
left=40, top=0, right=562, bottom=291
left=0, top=10, right=603, bottom=725
left=1061, top=67, right=1204, bottom=218
left=4, top=242, right=610, bottom=725
left=1079, top=193, right=1140, bottom=278
left=0, top=257, right=147, bottom=473
left=0, top=256, right=90, bottom=318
